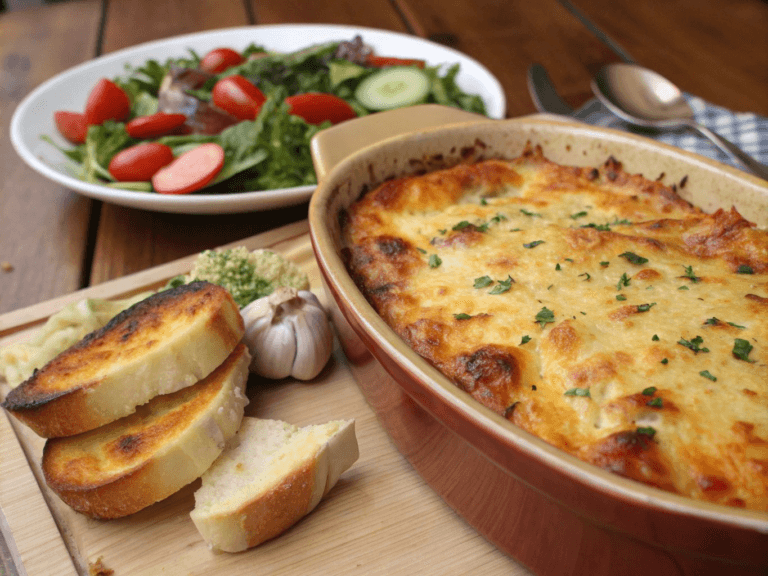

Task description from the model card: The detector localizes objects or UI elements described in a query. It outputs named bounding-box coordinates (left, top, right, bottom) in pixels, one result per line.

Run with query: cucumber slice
left=355, top=67, right=430, bottom=111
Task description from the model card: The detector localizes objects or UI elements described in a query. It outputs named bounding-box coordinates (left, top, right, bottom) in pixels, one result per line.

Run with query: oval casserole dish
left=307, top=106, right=768, bottom=576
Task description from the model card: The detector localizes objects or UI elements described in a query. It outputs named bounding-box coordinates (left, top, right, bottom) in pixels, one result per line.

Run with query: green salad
left=46, top=37, right=489, bottom=195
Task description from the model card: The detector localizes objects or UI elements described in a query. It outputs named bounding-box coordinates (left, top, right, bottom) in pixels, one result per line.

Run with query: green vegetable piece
left=523, top=240, right=544, bottom=249
left=636, top=426, right=656, bottom=438
left=619, top=252, right=648, bottom=265
left=474, top=276, right=493, bottom=288
left=429, top=254, right=442, bottom=268
left=737, top=265, right=754, bottom=274
left=642, top=386, right=657, bottom=395
left=616, top=273, right=631, bottom=291
left=636, top=303, right=656, bottom=312
left=699, top=370, right=717, bottom=382
left=652, top=334, right=659, bottom=341
left=678, top=335, right=709, bottom=354
left=489, top=276, right=514, bottom=295
left=520, top=335, right=531, bottom=345
left=661, top=358, right=669, bottom=364
left=535, top=307, right=555, bottom=328
left=564, top=387, right=591, bottom=397
left=681, top=265, right=700, bottom=283
left=647, top=397, right=663, bottom=407
left=570, top=211, right=588, bottom=219
left=732, top=338, right=756, bottom=362
left=355, top=66, right=430, bottom=110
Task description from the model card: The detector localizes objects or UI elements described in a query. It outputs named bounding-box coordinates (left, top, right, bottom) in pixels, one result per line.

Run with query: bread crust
left=191, top=418, right=358, bottom=552
left=42, top=343, right=250, bottom=519
left=3, top=281, right=244, bottom=437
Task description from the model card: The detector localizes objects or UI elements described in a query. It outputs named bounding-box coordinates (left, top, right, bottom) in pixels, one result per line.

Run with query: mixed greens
left=45, top=38, right=489, bottom=195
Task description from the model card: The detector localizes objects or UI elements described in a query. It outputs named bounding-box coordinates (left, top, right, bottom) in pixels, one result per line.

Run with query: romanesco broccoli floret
left=168, top=247, right=309, bottom=308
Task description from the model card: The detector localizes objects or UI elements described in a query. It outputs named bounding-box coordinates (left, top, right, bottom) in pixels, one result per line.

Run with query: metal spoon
left=591, top=63, right=768, bottom=180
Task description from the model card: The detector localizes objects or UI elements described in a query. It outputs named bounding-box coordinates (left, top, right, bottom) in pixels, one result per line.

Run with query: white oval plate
left=10, top=24, right=505, bottom=215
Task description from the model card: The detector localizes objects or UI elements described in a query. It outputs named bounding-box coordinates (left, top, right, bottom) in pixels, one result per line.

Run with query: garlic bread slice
left=3, top=281, right=244, bottom=438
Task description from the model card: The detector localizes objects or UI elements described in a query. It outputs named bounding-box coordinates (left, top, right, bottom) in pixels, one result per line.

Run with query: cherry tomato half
left=152, top=143, right=225, bottom=195
left=54, top=111, right=88, bottom=144
left=199, top=48, right=245, bottom=74
left=85, top=78, right=131, bottom=126
left=108, top=142, right=174, bottom=182
left=285, top=93, right=357, bottom=125
left=211, top=75, right=266, bottom=120
left=365, top=56, right=426, bottom=69
left=126, top=113, right=187, bottom=139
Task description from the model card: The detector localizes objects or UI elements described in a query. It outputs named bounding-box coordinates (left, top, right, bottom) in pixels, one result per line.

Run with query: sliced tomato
left=365, top=56, right=426, bottom=69
left=211, top=75, right=266, bottom=120
left=285, top=93, right=357, bottom=125
left=85, top=78, right=131, bottom=125
left=152, top=143, right=225, bottom=194
left=126, top=113, right=187, bottom=139
left=54, top=111, right=88, bottom=144
left=199, top=48, right=244, bottom=74
left=108, top=143, right=174, bottom=182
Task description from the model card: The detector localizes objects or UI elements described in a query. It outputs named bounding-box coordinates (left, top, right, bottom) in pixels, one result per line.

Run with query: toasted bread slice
left=42, top=343, right=251, bottom=519
left=2, top=281, right=244, bottom=437
left=190, top=417, right=358, bottom=552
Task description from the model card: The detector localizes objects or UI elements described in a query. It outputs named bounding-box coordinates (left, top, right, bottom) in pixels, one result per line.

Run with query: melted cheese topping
left=342, top=146, right=768, bottom=511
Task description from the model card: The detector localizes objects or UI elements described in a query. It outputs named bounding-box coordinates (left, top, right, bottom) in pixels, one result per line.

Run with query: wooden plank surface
left=0, top=0, right=101, bottom=316
left=0, top=223, right=530, bottom=576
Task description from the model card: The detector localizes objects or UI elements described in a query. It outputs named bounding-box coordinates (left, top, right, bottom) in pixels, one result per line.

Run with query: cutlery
left=592, top=63, right=768, bottom=180
left=526, top=64, right=575, bottom=116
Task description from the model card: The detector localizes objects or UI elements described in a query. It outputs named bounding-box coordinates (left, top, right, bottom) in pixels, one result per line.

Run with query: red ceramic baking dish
left=307, top=105, right=768, bottom=575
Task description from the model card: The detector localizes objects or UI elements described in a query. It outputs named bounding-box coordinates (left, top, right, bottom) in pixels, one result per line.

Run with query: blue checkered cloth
left=574, top=95, right=768, bottom=172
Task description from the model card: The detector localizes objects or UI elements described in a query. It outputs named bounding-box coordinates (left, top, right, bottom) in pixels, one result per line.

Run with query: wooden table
left=0, top=1, right=766, bottom=574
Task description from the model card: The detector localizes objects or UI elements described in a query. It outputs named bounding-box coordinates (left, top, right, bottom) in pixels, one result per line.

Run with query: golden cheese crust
left=342, top=145, right=768, bottom=511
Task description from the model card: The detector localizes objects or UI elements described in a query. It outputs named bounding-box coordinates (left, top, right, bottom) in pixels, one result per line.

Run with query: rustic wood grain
left=0, top=0, right=101, bottom=315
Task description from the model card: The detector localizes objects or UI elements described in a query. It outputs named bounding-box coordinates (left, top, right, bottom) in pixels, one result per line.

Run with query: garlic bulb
left=241, top=286, right=333, bottom=380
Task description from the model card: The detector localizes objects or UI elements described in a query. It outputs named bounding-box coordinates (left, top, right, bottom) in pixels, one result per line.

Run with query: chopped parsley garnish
left=580, top=272, right=591, bottom=281
left=600, top=261, right=610, bottom=267
left=737, top=265, right=754, bottom=274
left=642, top=386, right=657, bottom=396
left=453, top=313, right=472, bottom=320
left=535, top=307, right=555, bottom=328
left=438, top=228, right=447, bottom=235
left=520, top=208, right=541, bottom=217
left=732, top=338, right=755, bottom=362
left=616, top=273, right=631, bottom=290
left=564, top=258, right=574, bottom=263
left=523, top=240, right=545, bottom=249
left=616, top=294, right=627, bottom=301
left=429, top=254, right=442, bottom=268
left=678, top=286, right=689, bottom=290
left=452, top=220, right=472, bottom=231
left=646, top=397, right=663, bottom=408
left=475, top=222, right=490, bottom=233
left=704, top=317, right=720, bottom=326
left=678, top=335, right=709, bottom=354
left=555, top=263, right=561, bottom=271
left=699, top=370, right=717, bottom=381
left=728, top=321, right=746, bottom=329
left=619, top=252, right=648, bottom=265
left=661, top=358, right=668, bottom=364
left=681, top=265, right=700, bottom=283
left=480, top=198, right=488, bottom=205
left=564, top=387, right=591, bottom=397
left=570, top=211, right=588, bottom=219
left=473, top=275, right=493, bottom=289
left=520, top=335, right=531, bottom=345
left=636, top=302, right=656, bottom=312
left=581, top=222, right=611, bottom=231
left=489, top=275, right=514, bottom=295
left=637, top=426, right=656, bottom=438
left=416, top=247, right=427, bottom=254
left=652, top=334, right=660, bottom=341
left=491, top=213, right=507, bottom=223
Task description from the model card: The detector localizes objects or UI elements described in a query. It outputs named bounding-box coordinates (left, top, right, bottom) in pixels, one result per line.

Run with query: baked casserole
left=341, top=145, right=768, bottom=511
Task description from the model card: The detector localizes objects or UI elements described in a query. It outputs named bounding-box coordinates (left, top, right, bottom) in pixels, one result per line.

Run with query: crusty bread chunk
left=42, top=343, right=251, bottom=519
left=191, top=417, right=359, bottom=552
left=2, top=281, right=244, bottom=437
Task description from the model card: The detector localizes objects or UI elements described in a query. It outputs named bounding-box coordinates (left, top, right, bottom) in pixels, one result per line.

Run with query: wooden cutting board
left=0, top=221, right=531, bottom=576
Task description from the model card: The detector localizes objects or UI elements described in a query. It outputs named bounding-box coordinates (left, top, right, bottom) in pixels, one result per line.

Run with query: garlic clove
left=240, top=287, right=334, bottom=381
